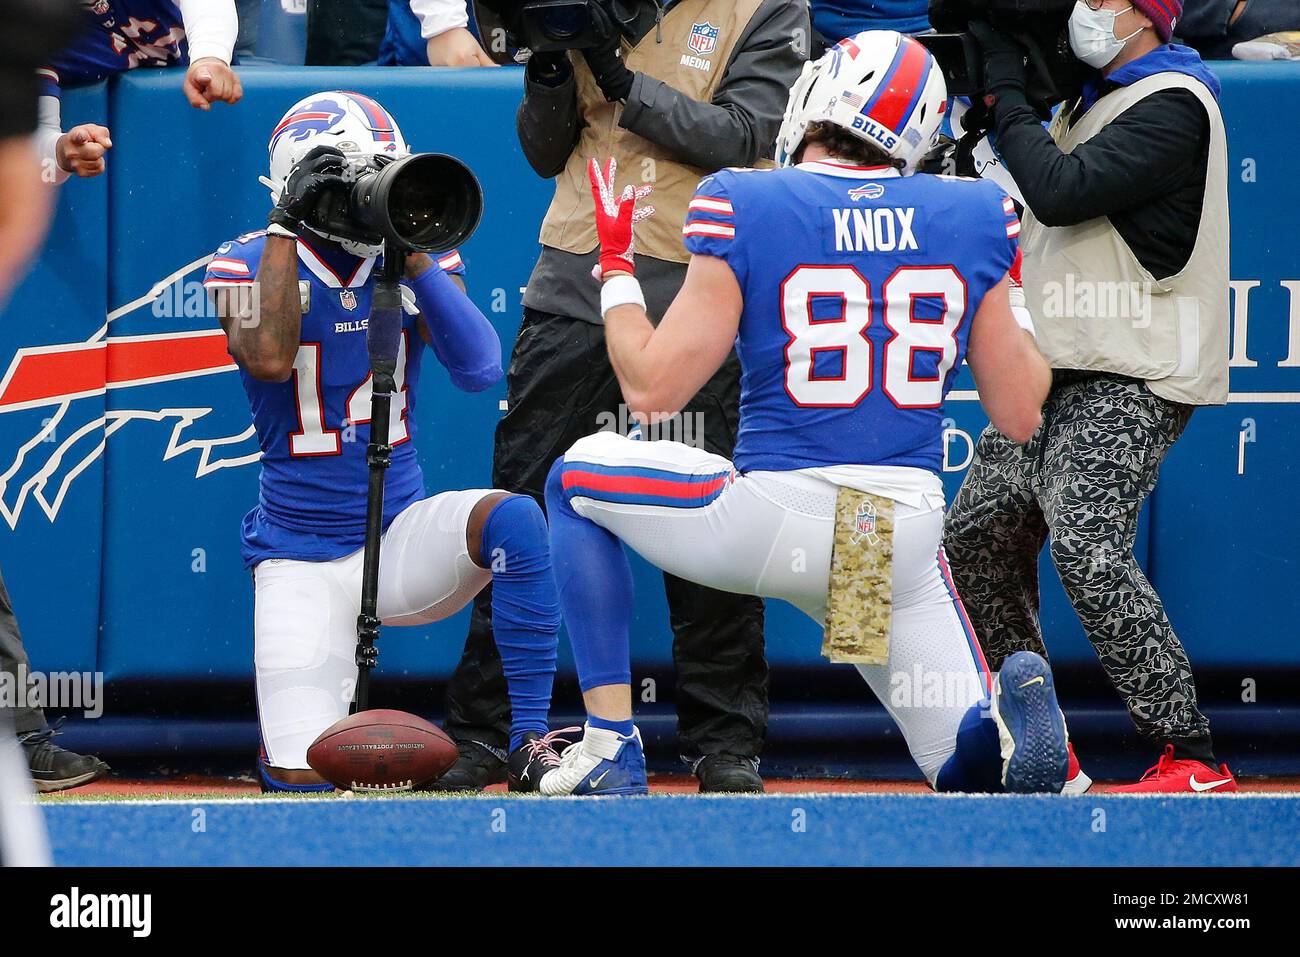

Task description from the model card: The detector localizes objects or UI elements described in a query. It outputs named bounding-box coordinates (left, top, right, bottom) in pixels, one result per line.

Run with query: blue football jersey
left=683, top=159, right=1019, bottom=475
left=203, top=233, right=467, bottom=568
left=39, top=1, right=188, bottom=97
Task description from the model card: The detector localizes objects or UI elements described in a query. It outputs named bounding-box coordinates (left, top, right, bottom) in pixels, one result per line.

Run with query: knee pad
left=482, top=494, right=549, bottom=567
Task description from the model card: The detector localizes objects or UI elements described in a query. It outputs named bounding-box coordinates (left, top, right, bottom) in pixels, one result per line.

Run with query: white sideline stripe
left=37, top=791, right=1300, bottom=808
left=948, top=390, right=1300, bottom=404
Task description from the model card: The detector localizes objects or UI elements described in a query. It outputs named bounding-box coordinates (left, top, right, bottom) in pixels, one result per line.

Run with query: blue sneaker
left=991, top=651, right=1069, bottom=793
left=539, top=724, right=648, bottom=796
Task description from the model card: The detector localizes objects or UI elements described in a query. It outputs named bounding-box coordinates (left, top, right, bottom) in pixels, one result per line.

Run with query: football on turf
left=306, top=709, right=458, bottom=792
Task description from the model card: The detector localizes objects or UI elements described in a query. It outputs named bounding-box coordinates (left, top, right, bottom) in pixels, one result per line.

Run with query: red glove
left=588, top=157, right=654, bottom=280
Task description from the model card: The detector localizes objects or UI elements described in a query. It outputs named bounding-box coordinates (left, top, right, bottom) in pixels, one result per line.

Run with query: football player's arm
left=177, top=0, right=242, bottom=109
left=605, top=254, right=741, bottom=421
left=213, top=236, right=301, bottom=382
left=965, top=274, right=1050, bottom=444
left=405, top=254, right=502, bottom=392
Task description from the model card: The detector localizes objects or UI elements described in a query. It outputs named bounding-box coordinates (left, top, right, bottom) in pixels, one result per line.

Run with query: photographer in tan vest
left=944, top=1, right=1238, bottom=792
left=435, top=0, right=808, bottom=793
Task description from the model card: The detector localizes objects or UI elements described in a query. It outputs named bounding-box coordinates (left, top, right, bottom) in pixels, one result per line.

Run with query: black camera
left=920, top=0, right=1090, bottom=109
left=311, top=152, right=483, bottom=254
left=478, top=0, right=635, bottom=53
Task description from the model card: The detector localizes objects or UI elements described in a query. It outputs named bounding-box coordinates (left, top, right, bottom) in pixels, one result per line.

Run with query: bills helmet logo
left=850, top=499, right=880, bottom=547
left=688, top=22, right=719, bottom=56
left=269, top=98, right=348, bottom=154
left=848, top=183, right=885, bottom=202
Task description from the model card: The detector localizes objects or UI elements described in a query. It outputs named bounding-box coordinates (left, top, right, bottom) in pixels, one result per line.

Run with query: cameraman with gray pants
left=945, top=0, right=1236, bottom=793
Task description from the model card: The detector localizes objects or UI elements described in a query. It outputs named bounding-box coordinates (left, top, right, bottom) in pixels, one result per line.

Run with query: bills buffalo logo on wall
left=688, top=22, right=719, bottom=56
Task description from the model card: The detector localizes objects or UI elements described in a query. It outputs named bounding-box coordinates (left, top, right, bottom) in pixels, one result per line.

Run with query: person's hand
left=55, top=124, right=112, bottom=178
left=579, top=0, right=633, bottom=101
left=405, top=252, right=436, bottom=278
left=588, top=156, right=654, bottom=280
left=183, top=57, right=243, bottom=110
left=969, top=20, right=1028, bottom=103
left=269, top=146, right=349, bottom=231
left=426, top=27, right=496, bottom=67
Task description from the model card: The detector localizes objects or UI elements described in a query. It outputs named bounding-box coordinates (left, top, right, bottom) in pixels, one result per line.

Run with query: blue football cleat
left=991, top=651, right=1069, bottom=793
left=539, top=724, right=649, bottom=796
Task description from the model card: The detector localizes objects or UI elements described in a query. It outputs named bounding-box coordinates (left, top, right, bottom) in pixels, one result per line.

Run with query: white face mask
left=1068, top=2, right=1144, bottom=69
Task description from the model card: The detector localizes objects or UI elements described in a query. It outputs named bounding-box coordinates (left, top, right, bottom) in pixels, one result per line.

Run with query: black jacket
left=516, top=0, right=809, bottom=177
left=990, top=82, right=1211, bottom=281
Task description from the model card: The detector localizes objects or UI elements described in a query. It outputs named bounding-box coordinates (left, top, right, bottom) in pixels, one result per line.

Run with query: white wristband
left=1011, top=304, right=1037, bottom=339
left=1008, top=283, right=1035, bottom=339
left=266, top=223, right=296, bottom=240
left=600, top=275, right=645, bottom=320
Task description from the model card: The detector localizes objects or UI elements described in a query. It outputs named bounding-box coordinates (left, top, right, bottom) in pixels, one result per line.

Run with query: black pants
left=0, top=569, right=45, bottom=736
left=445, top=309, right=770, bottom=760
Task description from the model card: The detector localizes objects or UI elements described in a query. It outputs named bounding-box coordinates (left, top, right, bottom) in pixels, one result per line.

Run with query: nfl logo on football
left=681, top=21, right=718, bottom=71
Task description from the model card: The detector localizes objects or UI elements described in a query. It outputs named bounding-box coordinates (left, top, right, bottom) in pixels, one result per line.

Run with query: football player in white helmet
left=206, top=91, right=567, bottom=794
left=537, top=32, right=1073, bottom=797
left=775, top=29, right=949, bottom=172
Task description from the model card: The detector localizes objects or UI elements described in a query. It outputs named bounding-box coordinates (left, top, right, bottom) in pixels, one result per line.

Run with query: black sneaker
left=507, top=728, right=579, bottom=793
left=424, top=739, right=507, bottom=792
left=19, top=722, right=109, bottom=793
left=693, top=753, right=763, bottom=793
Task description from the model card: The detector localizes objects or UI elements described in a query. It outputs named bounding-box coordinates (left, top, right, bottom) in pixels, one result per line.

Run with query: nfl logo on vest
left=688, top=21, right=719, bottom=56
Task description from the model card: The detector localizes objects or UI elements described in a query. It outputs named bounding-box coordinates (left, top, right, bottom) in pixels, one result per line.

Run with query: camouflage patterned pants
left=943, top=372, right=1212, bottom=748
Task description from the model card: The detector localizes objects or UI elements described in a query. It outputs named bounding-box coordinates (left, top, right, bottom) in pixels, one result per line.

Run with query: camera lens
left=389, top=172, right=462, bottom=248
left=541, top=5, right=589, bottom=41
left=349, top=153, right=483, bottom=253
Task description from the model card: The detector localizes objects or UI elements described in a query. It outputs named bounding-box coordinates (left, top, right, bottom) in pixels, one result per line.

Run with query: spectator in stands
left=306, top=0, right=387, bottom=63
left=945, top=0, right=1237, bottom=792
left=38, top=0, right=241, bottom=181
left=811, top=0, right=930, bottom=46
left=1177, top=0, right=1300, bottom=59
left=432, top=0, right=808, bottom=794
left=0, top=0, right=109, bottom=798
left=381, top=0, right=496, bottom=65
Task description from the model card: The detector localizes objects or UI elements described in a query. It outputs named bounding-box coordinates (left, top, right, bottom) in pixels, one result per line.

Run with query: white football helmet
left=776, top=31, right=948, bottom=174
left=261, top=90, right=410, bottom=256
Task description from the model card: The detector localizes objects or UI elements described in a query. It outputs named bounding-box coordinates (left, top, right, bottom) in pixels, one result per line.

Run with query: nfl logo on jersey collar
left=340, top=290, right=358, bottom=311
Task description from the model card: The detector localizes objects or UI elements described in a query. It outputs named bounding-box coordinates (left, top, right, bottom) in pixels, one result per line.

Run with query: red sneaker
left=1061, top=742, right=1092, bottom=795
left=1108, top=744, right=1238, bottom=794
